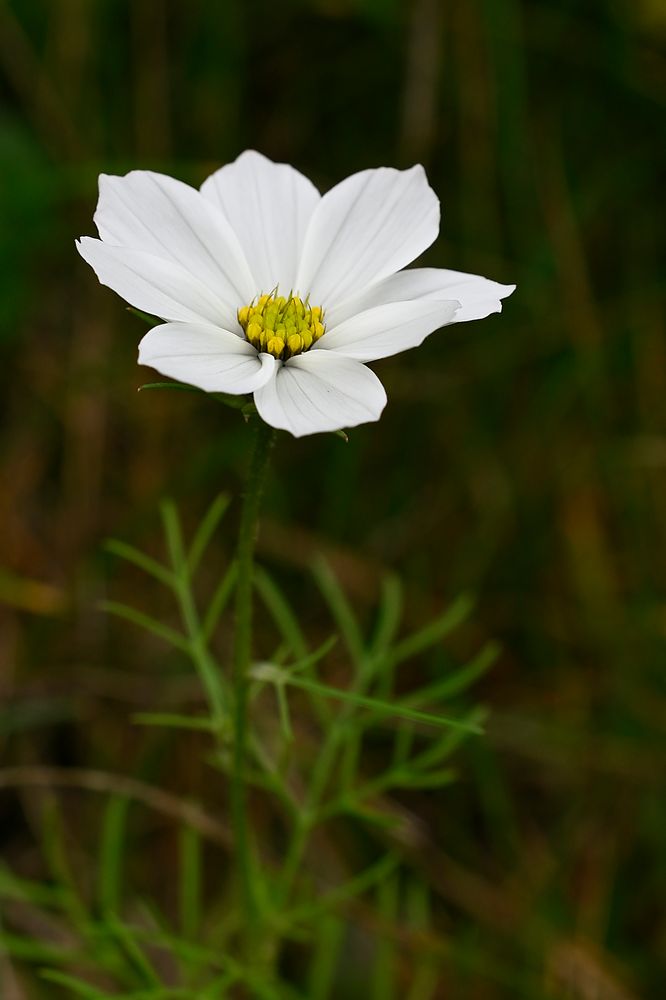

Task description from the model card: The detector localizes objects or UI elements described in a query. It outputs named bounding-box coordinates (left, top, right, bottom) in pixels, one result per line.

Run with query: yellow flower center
left=237, top=291, right=326, bottom=361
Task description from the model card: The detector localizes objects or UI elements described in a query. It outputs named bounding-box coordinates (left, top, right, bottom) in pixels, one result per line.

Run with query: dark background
left=1, top=0, right=664, bottom=996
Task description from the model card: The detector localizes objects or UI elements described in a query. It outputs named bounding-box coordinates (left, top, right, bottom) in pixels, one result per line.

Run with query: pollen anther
left=238, top=290, right=325, bottom=361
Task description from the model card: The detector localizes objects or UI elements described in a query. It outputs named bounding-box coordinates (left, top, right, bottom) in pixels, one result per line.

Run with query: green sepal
left=127, top=306, right=160, bottom=326
left=138, top=381, right=203, bottom=395
left=138, top=381, right=254, bottom=414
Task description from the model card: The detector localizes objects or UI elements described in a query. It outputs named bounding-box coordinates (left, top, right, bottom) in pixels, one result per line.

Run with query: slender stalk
left=231, top=420, right=275, bottom=930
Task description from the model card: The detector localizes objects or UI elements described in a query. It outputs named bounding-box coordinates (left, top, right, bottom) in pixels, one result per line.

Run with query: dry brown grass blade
left=546, top=939, right=639, bottom=1000
left=0, top=766, right=230, bottom=848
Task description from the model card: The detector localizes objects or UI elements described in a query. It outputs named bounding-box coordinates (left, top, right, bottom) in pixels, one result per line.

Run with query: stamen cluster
left=238, top=291, right=325, bottom=361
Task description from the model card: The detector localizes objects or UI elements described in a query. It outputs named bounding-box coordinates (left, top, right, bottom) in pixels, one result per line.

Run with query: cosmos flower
left=77, top=151, right=514, bottom=437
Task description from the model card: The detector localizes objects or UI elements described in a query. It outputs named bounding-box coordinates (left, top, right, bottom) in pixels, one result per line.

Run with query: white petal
left=253, top=351, right=386, bottom=437
left=94, top=170, right=255, bottom=307
left=138, top=322, right=276, bottom=394
left=327, top=267, right=516, bottom=328
left=295, top=165, right=439, bottom=309
left=201, top=150, right=320, bottom=294
left=77, top=237, right=237, bottom=327
left=317, top=299, right=460, bottom=363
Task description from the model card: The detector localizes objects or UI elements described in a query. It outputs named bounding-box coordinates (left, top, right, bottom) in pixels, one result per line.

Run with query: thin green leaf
left=160, top=500, right=185, bottom=573
left=132, top=712, right=219, bottom=732
left=312, top=557, right=365, bottom=667
left=131, top=926, right=301, bottom=999
left=289, top=853, right=400, bottom=924
left=285, top=636, right=338, bottom=676
left=372, top=875, right=399, bottom=1000
left=100, top=601, right=190, bottom=654
left=322, top=762, right=455, bottom=821
left=320, top=795, right=402, bottom=826
left=371, top=574, right=404, bottom=663
left=408, top=708, right=488, bottom=772
left=339, top=731, right=362, bottom=795
left=200, top=972, right=243, bottom=997
left=212, top=391, right=252, bottom=410
left=41, top=803, right=90, bottom=934
left=405, top=883, right=440, bottom=1000
left=255, top=567, right=308, bottom=660
left=392, top=723, right=415, bottom=767
left=249, top=637, right=337, bottom=684
left=285, top=676, right=482, bottom=733
left=128, top=925, right=224, bottom=970
left=0, top=866, right=68, bottom=907
left=400, top=642, right=499, bottom=708
left=391, top=767, right=457, bottom=790
left=307, top=914, right=345, bottom=1000
left=0, top=932, right=73, bottom=962
left=202, top=561, right=237, bottom=642
left=275, top=682, right=293, bottom=742
left=187, top=493, right=231, bottom=575
left=179, top=825, right=201, bottom=943
left=39, top=969, right=109, bottom=998
left=385, top=594, right=474, bottom=669
left=105, top=539, right=175, bottom=589
left=103, top=917, right=161, bottom=987
left=98, top=796, right=130, bottom=915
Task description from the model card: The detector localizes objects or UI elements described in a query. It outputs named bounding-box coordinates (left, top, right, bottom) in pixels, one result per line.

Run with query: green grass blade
left=371, top=573, right=404, bottom=662
left=386, top=594, right=474, bottom=669
left=307, top=914, right=345, bottom=1000
left=98, top=796, right=130, bottom=916
left=277, top=636, right=338, bottom=677
left=187, top=493, right=231, bottom=575
left=39, top=969, right=110, bottom=997
left=405, top=882, right=440, bottom=1000
left=132, top=712, right=219, bottom=732
left=312, top=557, right=365, bottom=666
left=255, top=566, right=308, bottom=660
left=408, top=708, right=488, bottom=771
left=275, top=681, right=293, bottom=742
left=289, top=853, right=400, bottom=924
left=0, top=932, right=73, bottom=963
left=202, top=561, right=237, bottom=642
left=401, top=642, right=499, bottom=707
left=285, top=676, right=483, bottom=733
left=0, top=865, right=68, bottom=907
left=179, top=825, right=201, bottom=942
left=160, top=500, right=186, bottom=574
left=100, top=601, right=190, bottom=654
left=372, top=874, right=398, bottom=1000
left=105, top=539, right=176, bottom=589
left=41, top=802, right=90, bottom=935
left=392, top=767, right=457, bottom=790
left=103, top=917, right=161, bottom=987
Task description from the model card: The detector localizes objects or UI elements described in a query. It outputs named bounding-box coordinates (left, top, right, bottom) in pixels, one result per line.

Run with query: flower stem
left=232, top=419, right=275, bottom=930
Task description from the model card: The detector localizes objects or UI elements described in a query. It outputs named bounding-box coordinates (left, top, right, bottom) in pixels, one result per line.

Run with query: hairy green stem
left=232, top=420, right=275, bottom=930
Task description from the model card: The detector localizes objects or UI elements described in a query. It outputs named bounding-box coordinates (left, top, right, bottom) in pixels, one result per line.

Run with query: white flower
left=77, top=150, right=515, bottom=437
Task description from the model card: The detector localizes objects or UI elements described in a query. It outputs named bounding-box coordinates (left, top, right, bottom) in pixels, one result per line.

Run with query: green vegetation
left=0, top=0, right=663, bottom=996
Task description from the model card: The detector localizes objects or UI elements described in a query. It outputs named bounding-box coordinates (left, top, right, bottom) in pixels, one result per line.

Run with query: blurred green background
left=1, top=0, right=664, bottom=996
